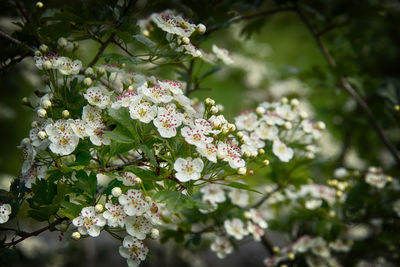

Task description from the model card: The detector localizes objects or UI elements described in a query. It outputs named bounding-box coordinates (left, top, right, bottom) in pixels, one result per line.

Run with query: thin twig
left=4, top=217, right=68, bottom=247
left=295, top=4, right=400, bottom=165
left=15, top=0, right=30, bottom=24
left=251, top=186, right=281, bottom=209
left=0, top=30, right=35, bottom=53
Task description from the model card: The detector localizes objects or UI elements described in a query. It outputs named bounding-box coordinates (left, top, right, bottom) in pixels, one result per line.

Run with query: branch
left=0, top=30, right=35, bottom=54
left=295, top=4, right=400, bottom=165
left=4, top=217, right=68, bottom=248
left=205, top=6, right=296, bottom=36
left=251, top=186, right=281, bottom=209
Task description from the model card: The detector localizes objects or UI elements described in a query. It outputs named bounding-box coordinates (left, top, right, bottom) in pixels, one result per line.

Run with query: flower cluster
left=0, top=203, right=11, bottom=224
left=72, top=187, right=161, bottom=266
left=234, top=98, right=325, bottom=162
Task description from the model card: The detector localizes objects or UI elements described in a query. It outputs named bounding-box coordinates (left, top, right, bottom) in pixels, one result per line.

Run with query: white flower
left=86, top=122, right=111, bottom=146
left=125, top=215, right=153, bottom=240
left=196, top=143, right=217, bottom=163
left=210, top=236, right=233, bottom=259
left=57, top=57, right=82, bottom=75
left=18, top=139, right=36, bottom=175
left=82, top=105, right=103, bottom=127
left=224, top=218, right=248, bottom=240
left=305, top=199, right=323, bottom=210
left=129, top=101, right=157, bottom=123
left=70, top=119, right=88, bottom=139
left=72, top=206, right=106, bottom=237
left=153, top=105, right=183, bottom=138
left=118, top=189, right=149, bottom=216
left=227, top=188, right=249, bottom=208
left=217, top=140, right=245, bottom=169
left=272, top=139, right=294, bottom=162
left=102, top=203, right=127, bottom=228
left=158, top=80, right=183, bottom=95
left=200, top=184, right=226, bottom=205
left=83, top=86, right=111, bottom=109
left=173, top=157, right=204, bottom=182
left=275, top=104, right=296, bottom=121
left=247, top=222, right=264, bottom=241
left=181, top=125, right=213, bottom=149
left=112, top=90, right=141, bottom=109
left=255, top=124, right=278, bottom=141
left=142, top=84, right=173, bottom=104
left=45, top=119, right=79, bottom=155
left=184, top=43, right=202, bottom=57
left=151, top=10, right=196, bottom=37
left=117, top=172, right=141, bottom=186
left=235, top=112, right=258, bottom=131
left=212, top=45, right=234, bottom=65
left=119, top=236, right=148, bottom=267
left=0, top=203, right=12, bottom=224
left=246, top=209, right=268, bottom=229
left=365, top=169, right=387, bottom=189
left=22, top=164, right=47, bottom=188
left=333, top=167, right=348, bottom=179
left=146, top=201, right=162, bottom=225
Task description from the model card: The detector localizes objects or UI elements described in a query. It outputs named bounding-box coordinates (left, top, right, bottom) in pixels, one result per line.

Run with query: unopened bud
left=134, top=177, right=142, bottom=184
left=151, top=228, right=159, bottom=239
left=22, top=97, right=29, bottom=105
left=290, top=98, right=299, bottom=107
left=72, top=231, right=81, bottom=240
left=22, top=138, right=31, bottom=144
left=59, top=221, right=68, bottom=232
left=62, top=110, right=70, bottom=118
left=39, top=44, right=48, bottom=53
left=256, top=106, right=266, bottom=115
left=205, top=98, right=215, bottom=106
left=182, top=37, right=190, bottom=44
left=145, top=196, right=152, bottom=202
left=43, top=99, right=52, bottom=109
left=97, top=67, right=105, bottom=75
left=128, top=85, right=134, bottom=91
left=43, top=60, right=52, bottom=70
left=227, top=123, right=236, bottom=132
left=217, top=150, right=226, bottom=159
left=300, top=111, right=308, bottom=119
left=222, top=128, right=229, bottom=134
left=197, top=24, right=206, bottom=34
left=336, top=190, right=343, bottom=197
left=210, top=106, right=219, bottom=114
left=317, top=121, right=326, bottom=130
left=237, top=132, right=244, bottom=139
left=281, top=97, right=288, bottom=104
left=306, top=152, right=315, bottom=159
left=143, top=29, right=150, bottom=37
left=85, top=67, right=94, bottom=76
left=288, top=253, right=295, bottom=260
left=58, top=37, right=68, bottom=48
left=37, top=108, right=47, bottom=118
left=216, top=104, right=224, bottom=112
left=34, top=50, right=41, bottom=56
left=111, top=187, right=122, bottom=197
left=238, top=167, right=247, bottom=175
left=243, top=151, right=251, bottom=158
left=38, top=130, right=47, bottom=140
left=284, top=122, right=292, bottom=130
left=244, top=211, right=252, bottom=218
left=263, top=159, right=270, bottom=166
left=248, top=170, right=254, bottom=175
left=73, top=42, right=79, bottom=49
left=394, top=105, right=400, bottom=111
left=83, top=77, right=92, bottom=87
left=329, top=210, right=336, bottom=217
left=36, top=1, right=43, bottom=8
left=387, top=176, right=393, bottom=182
left=95, top=204, right=103, bottom=213
left=31, top=121, right=39, bottom=128
left=258, top=148, right=265, bottom=155
left=273, top=246, right=280, bottom=253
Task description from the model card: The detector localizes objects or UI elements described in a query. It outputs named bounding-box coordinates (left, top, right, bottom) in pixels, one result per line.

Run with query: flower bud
left=243, top=151, right=251, bottom=158
left=39, top=44, right=48, bottom=53
left=22, top=138, right=31, bottom=144
left=72, top=231, right=81, bottom=240
left=317, top=121, right=326, bottom=130
left=36, top=1, right=43, bottom=8
left=134, top=177, right=142, bottom=184
left=37, top=108, right=47, bottom=118
left=237, top=132, right=244, bottom=139
left=143, top=29, right=150, bottom=37
left=62, top=110, right=70, bottom=118
left=284, top=121, right=292, bottom=130
left=210, top=106, right=219, bottom=114
left=85, top=67, right=94, bottom=76
left=22, top=97, right=29, bottom=105
left=128, top=85, right=134, bottom=91
left=394, top=105, right=400, bottom=111
left=300, top=111, right=308, bottom=119
left=111, top=187, right=122, bottom=197
left=151, top=228, right=159, bottom=239
left=38, top=130, right=47, bottom=140
left=222, top=128, right=229, bottom=134
left=216, top=104, right=224, bottom=112
left=97, top=67, right=105, bottom=75
left=58, top=37, right=68, bottom=48
left=280, top=97, right=288, bottom=104
left=290, top=98, right=299, bottom=107
left=306, top=152, right=315, bottom=159
left=263, top=159, right=270, bottom=166
left=227, top=123, right=236, bottom=132
left=238, top=167, right=247, bottom=175
left=42, top=99, right=52, bottom=109
left=95, top=204, right=103, bottom=213
left=43, top=60, right=52, bottom=70
left=273, top=246, right=280, bottom=254
left=204, top=98, right=215, bottom=106
left=248, top=170, right=254, bottom=175
left=387, top=176, right=393, bottom=182
left=59, top=221, right=68, bottom=232
left=288, top=253, right=295, bottom=260
left=34, top=50, right=41, bottom=56
left=83, top=77, right=92, bottom=87
left=197, top=24, right=206, bottom=34
left=145, top=196, right=152, bottom=202
left=217, top=150, right=226, bottom=160
left=31, top=121, right=39, bottom=128
left=336, top=190, right=343, bottom=197
left=73, top=42, right=79, bottom=49
left=182, top=37, right=190, bottom=44
left=258, top=148, right=265, bottom=155
left=329, top=210, right=336, bottom=217
left=256, top=106, right=265, bottom=115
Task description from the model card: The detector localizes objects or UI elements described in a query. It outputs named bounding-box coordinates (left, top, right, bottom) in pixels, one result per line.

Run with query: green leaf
left=27, top=205, right=59, bottom=222
left=153, top=191, right=194, bottom=213
left=124, top=166, right=160, bottom=180
left=223, top=182, right=261, bottom=194
left=60, top=201, right=84, bottom=219
left=139, top=144, right=157, bottom=167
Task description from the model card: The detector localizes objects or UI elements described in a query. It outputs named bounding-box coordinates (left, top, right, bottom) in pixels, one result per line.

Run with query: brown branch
left=295, top=4, right=400, bottom=165
left=0, top=30, right=36, bottom=53
left=4, top=217, right=68, bottom=248
left=251, top=186, right=281, bottom=209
